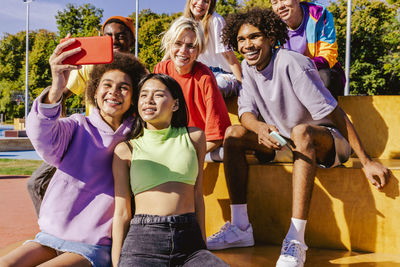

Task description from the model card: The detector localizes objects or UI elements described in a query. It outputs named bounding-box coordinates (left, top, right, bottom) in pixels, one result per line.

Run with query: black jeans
left=318, top=68, right=344, bottom=100
left=26, top=161, right=56, bottom=216
left=119, top=213, right=229, bottom=267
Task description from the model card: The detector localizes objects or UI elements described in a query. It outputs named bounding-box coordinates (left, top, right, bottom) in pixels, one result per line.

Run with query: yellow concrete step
left=213, top=244, right=400, bottom=266
left=203, top=160, right=400, bottom=255
left=225, top=95, right=400, bottom=160
left=217, top=94, right=400, bottom=256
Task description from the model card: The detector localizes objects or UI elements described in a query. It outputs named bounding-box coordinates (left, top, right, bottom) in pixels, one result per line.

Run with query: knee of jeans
left=216, top=75, right=238, bottom=98
left=216, top=75, right=230, bottom=90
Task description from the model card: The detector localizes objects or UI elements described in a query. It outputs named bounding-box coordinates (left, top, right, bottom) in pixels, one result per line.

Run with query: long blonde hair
left=183, top=0, right=216, bottom=46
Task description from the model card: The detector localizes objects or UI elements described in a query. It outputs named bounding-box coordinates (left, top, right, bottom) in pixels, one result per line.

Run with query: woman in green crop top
left=112, top=73, right=228, bottom=266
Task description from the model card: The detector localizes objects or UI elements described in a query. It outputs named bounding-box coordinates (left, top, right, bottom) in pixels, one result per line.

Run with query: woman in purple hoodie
left=0, top=38, right=147, bottom=267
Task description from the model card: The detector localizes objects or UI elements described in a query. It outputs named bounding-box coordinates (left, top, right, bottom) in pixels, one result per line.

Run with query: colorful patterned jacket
left=301, top=1, right=345, bottom=85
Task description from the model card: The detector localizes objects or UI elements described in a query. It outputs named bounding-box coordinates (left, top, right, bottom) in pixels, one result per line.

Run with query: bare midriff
left=134, top=182, right=195, bottom=216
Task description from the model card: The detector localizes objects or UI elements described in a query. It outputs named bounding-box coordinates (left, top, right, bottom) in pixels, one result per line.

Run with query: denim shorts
left=26, top=232, right=111, bottom=267
left=119, top=213, right=229, bottom=267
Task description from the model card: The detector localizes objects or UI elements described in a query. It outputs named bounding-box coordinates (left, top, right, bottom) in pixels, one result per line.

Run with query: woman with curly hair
left=182, top=0, right=241, bottom=98
left=0, top=39, right=147, bottom=267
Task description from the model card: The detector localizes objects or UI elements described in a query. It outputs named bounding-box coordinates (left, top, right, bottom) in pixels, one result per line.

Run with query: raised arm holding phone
left=0, top=37, right=147, bottom=267
left=26, top=16, right=137, bottom=217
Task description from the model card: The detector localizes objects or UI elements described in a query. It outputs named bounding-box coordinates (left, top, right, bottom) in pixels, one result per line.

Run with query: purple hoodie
left=26, top=89, right=134, bottom=246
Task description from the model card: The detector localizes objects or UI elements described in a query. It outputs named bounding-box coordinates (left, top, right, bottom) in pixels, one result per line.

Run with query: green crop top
left=129, top=126, right=198, bottom=195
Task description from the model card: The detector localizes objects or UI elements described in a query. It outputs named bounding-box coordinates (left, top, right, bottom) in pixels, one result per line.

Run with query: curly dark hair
left=130, top=73, right=189, bottom=139
left=86, top=52, right=148, bottom=118
left=222, top=8, right=288, bottom=51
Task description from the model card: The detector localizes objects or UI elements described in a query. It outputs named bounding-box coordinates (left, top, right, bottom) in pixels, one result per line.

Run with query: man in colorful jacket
left=271, top=0, right=345, bottom=99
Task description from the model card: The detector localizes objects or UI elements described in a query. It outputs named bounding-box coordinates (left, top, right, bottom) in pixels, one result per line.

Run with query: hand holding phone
left=269, top=131, right=287, bottom=146
left=60, top=36, right=113, bottom=65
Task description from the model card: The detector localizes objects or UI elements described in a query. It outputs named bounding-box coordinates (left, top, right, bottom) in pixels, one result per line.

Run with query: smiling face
left=95, top=70, right=133, bottom=128
left=190, top=0, right=210, bottom=20
left=138, top=78, right=178, bottom=130
left=103, top=22, right=133, bottom=53
left=237, top=23, right=275, bottom=71
left=271, top=0, right=302, bottom=29
left=169, top=29, right=199, bottom=75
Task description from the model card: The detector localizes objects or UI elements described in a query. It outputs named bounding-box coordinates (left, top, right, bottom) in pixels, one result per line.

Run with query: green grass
left=0, top=159, right=43, bottom=175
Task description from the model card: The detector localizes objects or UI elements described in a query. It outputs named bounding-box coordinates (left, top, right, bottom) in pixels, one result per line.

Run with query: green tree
left=0, top=30, right=57, bottom=120
left=382, top=8, right=400, bottom=90
left=387, top=0, right=400, bottom=5
left=0, top=31, right=30, bottom=120
left=27, top=30, right=57, bottom=99
left=0, top=2, right=103, bottom=120
left=329, top=0, right=399, bottom=95
left=216, top=0, right=240, bottom=16
left=0, top=32, right=27, bottom=82
left=55, top=3, right=103, bottom=39
left=132, top=10, right=181, bottom=71
left=242, top=0, right=271, bottom=9
left=55, top=3, right=104, bottom=112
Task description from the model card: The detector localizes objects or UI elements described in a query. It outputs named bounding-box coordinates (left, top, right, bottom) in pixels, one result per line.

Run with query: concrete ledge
left=2, top=241, right=400, bottom=266
left=225, top=96, right=400, bottom=160
left=203, top=159, right=400, bottom=255
left=0, top=138, right=34, bottom=151
left=212, top=244, right=400, bottom=266
left=4, top=130, right=27, bottom=138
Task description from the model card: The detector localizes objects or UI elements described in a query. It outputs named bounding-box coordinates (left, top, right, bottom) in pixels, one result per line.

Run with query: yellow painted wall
left=339, top=96, right=400, bottom=159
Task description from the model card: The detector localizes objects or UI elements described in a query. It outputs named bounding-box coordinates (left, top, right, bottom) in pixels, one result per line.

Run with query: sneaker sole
left=207, top=239, right=255, bottom=250
left=276, top=259, right=304, bottom=267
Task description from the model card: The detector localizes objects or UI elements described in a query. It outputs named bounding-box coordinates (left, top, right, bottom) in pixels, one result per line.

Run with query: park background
left=0, top=0, right=399, bottom=122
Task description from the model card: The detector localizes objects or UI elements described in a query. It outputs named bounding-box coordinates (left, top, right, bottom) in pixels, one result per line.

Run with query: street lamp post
left=23, top=0, right=33, bottom=119
left=344, top=0, right=352, bottom=96
left=135, top=0, right=139, bottom=57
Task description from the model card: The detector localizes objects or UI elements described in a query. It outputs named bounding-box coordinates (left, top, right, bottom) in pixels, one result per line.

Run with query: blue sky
left=0, top=0, right=187, bottom=38
left=1, top=0, right=332, bottom=38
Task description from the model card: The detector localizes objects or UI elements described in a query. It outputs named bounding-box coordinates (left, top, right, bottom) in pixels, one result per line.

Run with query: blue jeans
left=209, top=67, right=239, bottom=98
left=119, top=213, right=229, bottom=267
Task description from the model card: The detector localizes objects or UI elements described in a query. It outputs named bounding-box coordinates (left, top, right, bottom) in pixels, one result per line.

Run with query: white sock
left=285, top=217, right=307, bottom=245
left=230, top=204, right=250, bottom=231
left=204, top=147, right=224, bottom=162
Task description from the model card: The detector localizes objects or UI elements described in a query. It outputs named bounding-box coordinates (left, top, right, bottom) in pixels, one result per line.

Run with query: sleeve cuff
left=39, top=97, right=63, bottom=109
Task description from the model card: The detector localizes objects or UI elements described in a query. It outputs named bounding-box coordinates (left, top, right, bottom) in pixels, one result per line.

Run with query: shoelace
left=208, top=222, right=231, bottom=239
left=282, top=241, right=304, bottom=259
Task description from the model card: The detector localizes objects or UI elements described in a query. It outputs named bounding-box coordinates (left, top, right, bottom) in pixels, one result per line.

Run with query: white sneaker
left=207, top=221, right=255, bottom=250
left=276, top=239, right=308, bottom=267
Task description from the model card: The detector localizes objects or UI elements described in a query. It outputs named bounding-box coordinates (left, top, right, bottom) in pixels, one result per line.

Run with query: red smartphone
left=60, top=36, right=113, bottom=65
